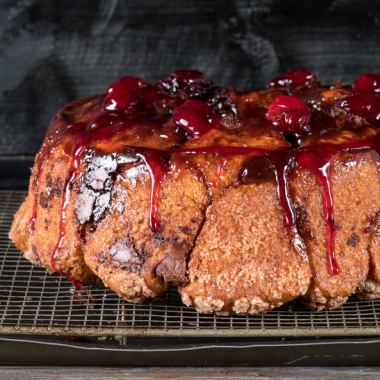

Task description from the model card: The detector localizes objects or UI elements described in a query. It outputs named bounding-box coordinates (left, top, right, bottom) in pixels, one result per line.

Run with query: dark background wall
left=1, top=0, right=380, bottom=187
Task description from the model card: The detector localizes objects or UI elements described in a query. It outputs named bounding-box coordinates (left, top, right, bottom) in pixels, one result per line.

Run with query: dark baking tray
left=1, top=190, right=380, bottom=365
left=3, top=335, right=380, bottom=366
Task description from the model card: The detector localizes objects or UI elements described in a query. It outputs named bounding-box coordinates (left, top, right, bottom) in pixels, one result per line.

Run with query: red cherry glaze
left=34, top=70, right=380, bottom=283
left=266, top=96, right=311, bottom=133
left=268, top=69, right=320, bottom=88
left=132, top=148, right=170, bottom=232
left=295, top=147, right=340, bottom=276
left=156, top=69, right=213, bottom=97
left=51, top=138, right=88, bottom=285
left=173, top=99, right=215, bottom=137
left=352, top=74, right=380, bottom=94
left=335, top=91, right=380, bottom=121
left=103, top=88, right=137, bottom=111
left=268, top=152, right=296, bottom=228
left=104, top=76, right=181, bottom=112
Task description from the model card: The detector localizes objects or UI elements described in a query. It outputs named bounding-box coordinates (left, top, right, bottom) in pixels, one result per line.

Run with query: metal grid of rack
left=1, top=190, right=380, bottom=337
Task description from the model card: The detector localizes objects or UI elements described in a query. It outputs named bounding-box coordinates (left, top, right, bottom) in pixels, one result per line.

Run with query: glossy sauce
left=132, top=148, right=171, bottom=232
left=51, top=134, right=90, bottom=287
left=30, top=69, right=380, bottom=282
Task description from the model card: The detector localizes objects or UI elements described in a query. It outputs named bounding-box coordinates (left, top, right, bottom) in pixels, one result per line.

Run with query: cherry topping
left=104, top=76, right=177, bottom=112
left=103, top=88, right=137, bottom=111
left=107, top=76, right=148, bottom=93
left=352, top=74, right=380, bottom=94
left=266, top=96, right=311, bottom=132
left=268, top=69, right=320, bottom=88
left=103, top=76, right=150, bottom=112
left=173, top=99, right=215, bottom=137
left=156, top=70, right=213, bottom=97
left=335, top=91, right=380, bottom=121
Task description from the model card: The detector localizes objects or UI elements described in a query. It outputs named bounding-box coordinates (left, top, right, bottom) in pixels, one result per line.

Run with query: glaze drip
left=132, top=148, right=171, bottom=232
left=29, top=70, right=380, bottom=283
left=270, top=153, right=296, bottom=228
left=51, top=139, right=87, bottom=288
left=295, top=147, right=339, bottom=275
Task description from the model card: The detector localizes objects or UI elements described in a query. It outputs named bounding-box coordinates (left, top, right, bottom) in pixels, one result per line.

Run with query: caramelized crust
left=363, top=218, right=380, bottom=300
left=83, top=158, right=210, bottom=302
left=290, top=150, right=380, bottom=309
left=10, top=70, right=380, bottom=314
left=180, top=182, right=311, bottom=314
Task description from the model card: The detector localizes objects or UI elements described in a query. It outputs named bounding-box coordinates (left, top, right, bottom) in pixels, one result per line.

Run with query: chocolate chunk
left=93, top=192, right=111, bottom=221
left=152, top=232, right=167, bottom=246
left=87, top=167, right=108, bottom=191
left=39, top=175, right=63, bottom=209
left=109, top=235, right=150, bottom=274
left=156, top=240, right=190, bottom=286
left=356, top=281, right=366, bottom=293
left=75, top=187, right=95, bottom=224
left=84, top=155, right=117, bottom=192
left=296, top=208, right=308, bottom=225
left=347, top=233, right=360, bottom=247
left=117, top=202, right=124, bottom=214
left=110, top=241, right=137, bottom=262
left=298, top=226, right=315, bottom=241
left=178, top=226, right=191, bottom=235
left=39, top=192, right=49, bottom=209
left=240, top=156, right=275, bottom=184
left=75, top=152, right=139, bottom=224
left=32, top=245, right=41, bottom=265
left=364, top=214, right=377, bottom=233
left=122, top=165, right=146, bottom=188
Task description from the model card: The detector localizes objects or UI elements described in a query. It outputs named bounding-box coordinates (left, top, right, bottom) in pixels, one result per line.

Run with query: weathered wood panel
left=1, top=0, right=380, bottom=155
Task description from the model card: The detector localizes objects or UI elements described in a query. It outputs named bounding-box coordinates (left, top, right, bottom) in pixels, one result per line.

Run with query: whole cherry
left=103, top=76, right=149, bottom=112
left=103, top=76, right=158, bottom=112
left=335, top=91, right=380, bottom=121
left=173, top=99, right=215, bottom=137
left=156, top=70, right=213, bottom=97
left=352, top=74, right=380, bottom=94
left=268, top=69, right=320, bottom=88
left=266, top=96, right=311, bottom=133
left=103, top=88, right=137, bottom=111
left=107, top=76, right=148, bottom=93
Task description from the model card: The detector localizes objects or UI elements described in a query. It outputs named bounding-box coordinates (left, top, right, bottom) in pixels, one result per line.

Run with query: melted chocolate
left=156, top=240, right=190, bottom=286
left=29, top=70, right=380, bottom=283
left=108, top=235, right=150, bottom=274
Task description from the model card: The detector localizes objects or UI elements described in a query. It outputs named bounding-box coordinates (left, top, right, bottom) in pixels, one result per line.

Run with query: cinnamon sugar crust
left=10, top=70, right=380, bottom=314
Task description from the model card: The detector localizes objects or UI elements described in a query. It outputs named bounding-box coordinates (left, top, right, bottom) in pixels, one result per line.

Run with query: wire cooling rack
left=1, top=190, right=380, bottom=337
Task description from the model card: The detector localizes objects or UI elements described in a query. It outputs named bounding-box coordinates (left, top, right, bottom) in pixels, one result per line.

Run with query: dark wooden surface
left=2, top=0, right=380, bottom=156
left=1, top=366, right=380, bottom=379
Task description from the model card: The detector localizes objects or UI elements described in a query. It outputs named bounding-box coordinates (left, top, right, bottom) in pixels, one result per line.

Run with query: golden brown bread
left=10, top=69, right=380, bottom=314
left=290, top=150, right=380, bottom=309
left=179, top=181, right=311, bottom=314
